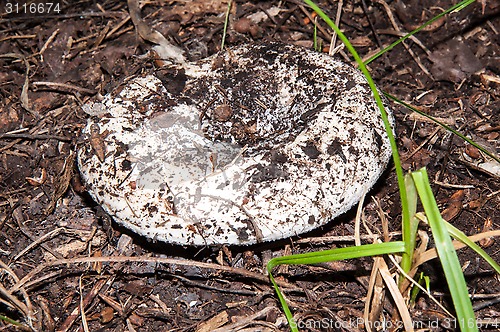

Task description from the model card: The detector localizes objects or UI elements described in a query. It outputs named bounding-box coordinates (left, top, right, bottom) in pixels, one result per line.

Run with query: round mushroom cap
left=77, top=42, right=394, bottom=246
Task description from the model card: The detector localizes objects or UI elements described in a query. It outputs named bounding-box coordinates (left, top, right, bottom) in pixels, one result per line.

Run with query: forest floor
left=1, top=0, right=499, bottom=331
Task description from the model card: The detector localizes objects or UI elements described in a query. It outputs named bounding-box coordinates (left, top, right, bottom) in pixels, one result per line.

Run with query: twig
left=0, top=260, right=34, bottom=326
left=0, top=282, right=30, bottom=322
left=360, top=0, right=385, bottom=51
left=329, top=0, right=343, bottom=55
left=12, top=255, right=297, bottom=292
left=211, top=306, right=277, bottom=332
left=376, top=29, right=430, bottom=55
left=354, top=189, right=367, bottom=247
left=298, top=5, right=331, bottom=41
left=433, top=181, right=474, bottom=189
left=387, top=254, right=453, bottom=317
left=0, top=54, right=38, bottom=118
left=32, top=81, right=96, bottom=95
left=39, top=28, right=59, bottom=62
left=105, top=14, right=132, bottom=40
left=58, top=277, right=110, bottom=332
left=45, top=151, right=75, bottom=214
left=401, top=126, right=441, bottom=162
left=0, top=133, right=71, bottom=141
left=0, top=34, right=36, bottom=42
left=12, top=227, right=66, bottom=262
left=79, top=276, right=90, bottom=332
left=170, top=274, right=262, bottom=296
left=377, top=256, right=414, bottom=331
left=373, top=0, right=432, bottom=77
left=294, top=232, right=402, bottom=244
left=127, top=0, right=186, bottom=64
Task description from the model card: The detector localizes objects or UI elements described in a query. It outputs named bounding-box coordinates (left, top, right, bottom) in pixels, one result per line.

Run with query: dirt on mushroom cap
left=77, top=42, right=394, bottom=246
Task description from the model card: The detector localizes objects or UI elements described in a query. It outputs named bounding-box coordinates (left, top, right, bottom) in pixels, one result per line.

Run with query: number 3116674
left=5, top=2, right=61, bottom=15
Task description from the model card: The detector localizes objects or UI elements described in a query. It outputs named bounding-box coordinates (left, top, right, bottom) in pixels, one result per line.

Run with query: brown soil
left=1, top=0, right=499, bottom=331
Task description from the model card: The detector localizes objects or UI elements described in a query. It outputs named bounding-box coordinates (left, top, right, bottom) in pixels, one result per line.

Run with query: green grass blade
left=303, top=0, right=412, bottom=275
left=385, top=92, right=500, bottom=164
left=411, top=168, right=478, bottom=332
left=402, top=173, right=419, bottom=275
left=267, top=241, right=406, bottom=270
left=410, top=272, right=430, bottom=305
left=313, top=18, right=318, bottom=51
left=0, top=315, right=23, bottom=327
left=445, top=221, right=500, bottom=275
left=267, top=241, right=406, bottom=331
left=364, top=0, right=476, bottom=65
left=220, top=0, right=232, bottom=50
left=268, top=272, right=298, bottom=332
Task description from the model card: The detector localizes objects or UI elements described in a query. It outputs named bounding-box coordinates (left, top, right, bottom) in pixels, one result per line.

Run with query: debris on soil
left=429, top=37, right=484, bottom=82
left=0, top=0, right=499, bottom=331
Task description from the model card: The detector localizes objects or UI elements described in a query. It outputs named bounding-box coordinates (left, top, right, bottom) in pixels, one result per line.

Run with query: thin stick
left=39, top=28, right=59, bottom=62
left=12, top=255, right=298, bottom=292
left=329, top=0, right=343, bottom=56
left=221, top=0, right=233, bottom=50
left=12, top=227, right=66, bottom=262
left=32, top=81, right=96, bottom=95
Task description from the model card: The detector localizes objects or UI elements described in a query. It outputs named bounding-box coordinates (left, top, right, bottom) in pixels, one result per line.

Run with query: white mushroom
left=77, top=42, right=394, bottom=246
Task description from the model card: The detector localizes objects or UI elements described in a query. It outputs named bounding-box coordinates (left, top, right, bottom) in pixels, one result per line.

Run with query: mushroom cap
left=77, top=42, right=394, bottom=246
